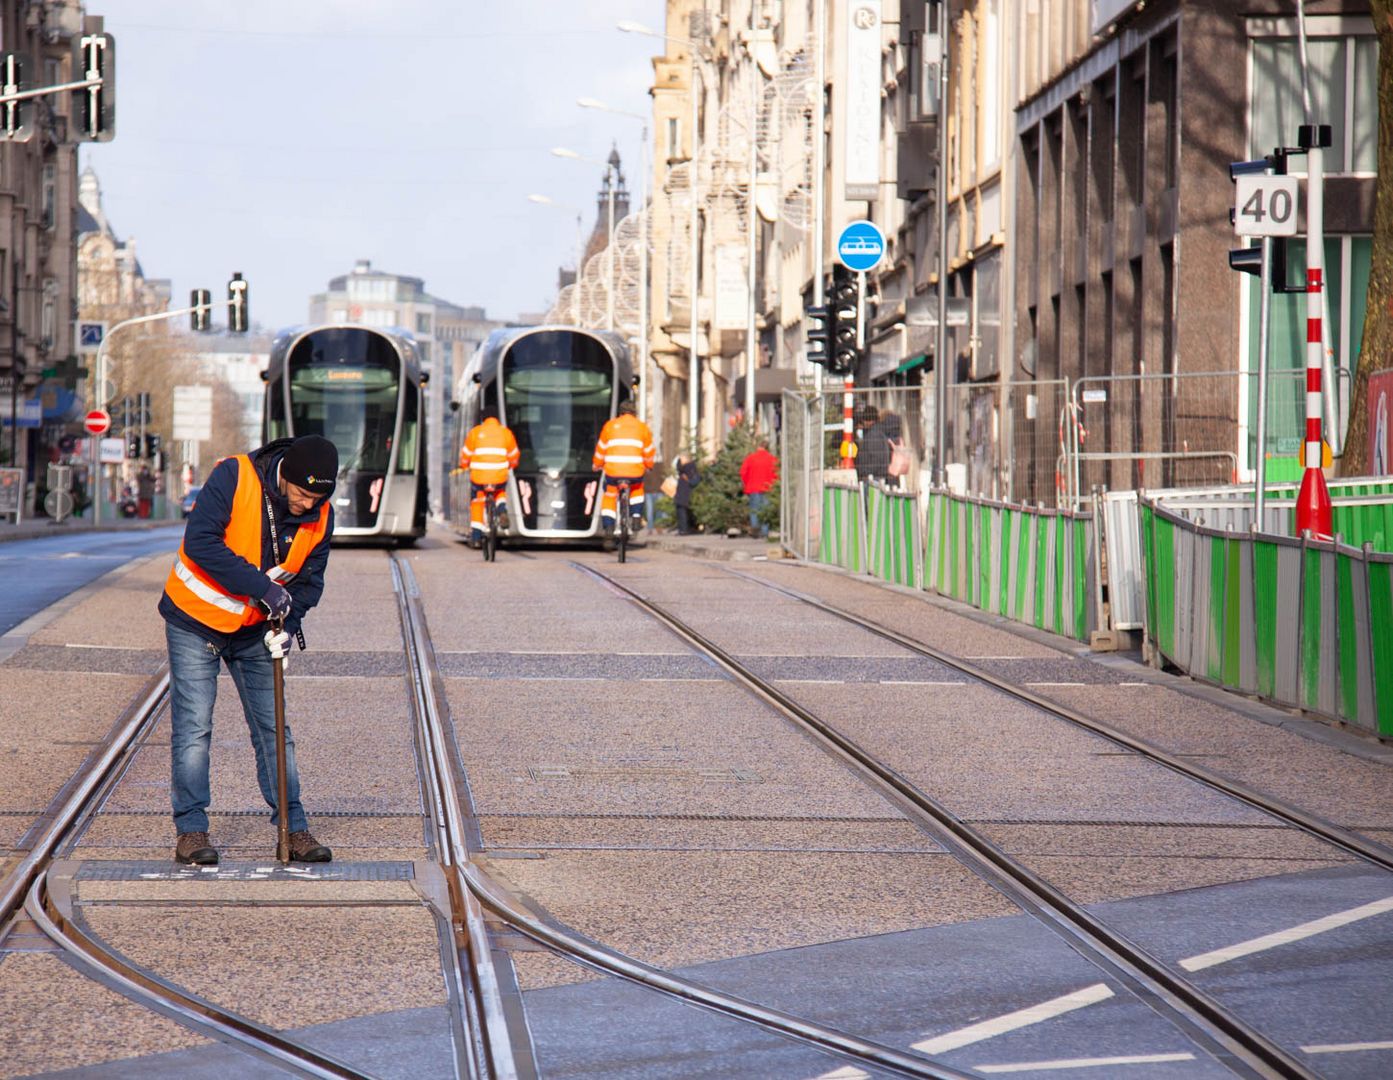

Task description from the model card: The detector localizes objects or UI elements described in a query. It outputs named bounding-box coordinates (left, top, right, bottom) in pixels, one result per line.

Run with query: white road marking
left=964, top=655, right=1029, bottom=660
left=1025, top=681, right=1086, bottom=687
left=1118, top=681, right=1151, bottom=687
left=779, top=678, right=846, bottom=684
left=1180, top=895, right=1393, bottom=972
left=1302, top=1041, right=1393, bottom=1054
left=881, top=680, right=968, bottom=686
left=64, top=642, right=129, bottom=650
left=913, top=984, right=1115, bottom=1054
left=975, top=1052, right=1197, bottom=1073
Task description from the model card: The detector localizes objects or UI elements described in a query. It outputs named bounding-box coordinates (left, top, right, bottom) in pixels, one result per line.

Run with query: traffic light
left=805, top=303, right=831, bottom=368
left=828, top=265, right=860, bottom=375
left=191, top=289, right=211, bottom=332
left=125, top=431, right=139, bottom=459
left=72, top=31, right=115, bottom=142
left=0, top=53, right=33, bottom=141
left=228, top=272, right=248, bottom=333
left=144, top=433, right=161, bottom=458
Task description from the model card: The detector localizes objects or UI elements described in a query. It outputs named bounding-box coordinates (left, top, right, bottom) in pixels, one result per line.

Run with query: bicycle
left=478, top=483, right=504, bottom=562
left=613, top=479, right=633, bottom=564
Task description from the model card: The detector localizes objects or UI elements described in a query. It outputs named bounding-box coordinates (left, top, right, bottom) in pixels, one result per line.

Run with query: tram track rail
left=3, top=667, right=376, bottom=1079
left=391, top=552, right=976, bottom=1080
left=574, top=560, right=1321, bottom=1080
left=727, top=567, right=1393, bottom=874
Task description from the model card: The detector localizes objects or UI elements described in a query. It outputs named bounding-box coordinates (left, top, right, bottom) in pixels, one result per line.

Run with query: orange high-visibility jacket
left=162, top=455, right=330, bottom=633
left=460, top=417, right=519, bottom=485
left=592, top=414, right=655, bottom=479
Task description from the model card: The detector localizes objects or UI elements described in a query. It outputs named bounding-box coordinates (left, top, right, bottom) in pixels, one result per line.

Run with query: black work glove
left=259, top=581, right=292, bottom=622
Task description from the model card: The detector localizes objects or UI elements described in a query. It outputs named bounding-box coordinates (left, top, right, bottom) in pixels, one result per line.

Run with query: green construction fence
left=1140, top=499, right=1393, bottom=738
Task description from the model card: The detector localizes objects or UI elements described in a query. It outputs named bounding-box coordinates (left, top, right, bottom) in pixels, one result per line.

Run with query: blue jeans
left=167, top=621, right=308, bottom=835
left=748, top=491, right=769, bottom=536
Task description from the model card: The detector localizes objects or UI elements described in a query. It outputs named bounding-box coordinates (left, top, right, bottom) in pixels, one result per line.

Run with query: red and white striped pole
left=1296, top=123, right=1333, bottom=539
left=839, top=376, right=856, bottom=468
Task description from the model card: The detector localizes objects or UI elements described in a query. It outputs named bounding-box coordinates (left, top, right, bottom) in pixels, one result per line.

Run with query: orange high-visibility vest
left=592, top=414, right=655, bottom=479
left=460, top=418, right=519, bottom=485
left=162, top=455, right=330, bottom=633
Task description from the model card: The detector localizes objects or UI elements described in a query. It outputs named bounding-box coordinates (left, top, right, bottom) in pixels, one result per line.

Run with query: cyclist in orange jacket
left=459, top=413, right=519, bottom=546
left=592, top=400, right=655, bottom=534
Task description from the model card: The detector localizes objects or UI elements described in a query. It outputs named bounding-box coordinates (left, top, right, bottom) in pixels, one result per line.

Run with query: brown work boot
left=287, top=830, right=332, bottom=863
left=175, top=831, right=218, bottom=865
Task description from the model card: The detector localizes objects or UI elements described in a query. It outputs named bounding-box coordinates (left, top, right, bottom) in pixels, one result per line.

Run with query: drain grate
left=526, top=764, right=762, bottom=784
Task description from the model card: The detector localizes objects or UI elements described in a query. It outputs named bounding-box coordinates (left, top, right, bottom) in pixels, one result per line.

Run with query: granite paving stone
left=772, top=681, right=1273, bottom=825
left=0, top=952, right=208, bottom=1079
left=489, top=849, right=1018, bottom=989
left=27, top=557, right=172, bottom=650
left=1038, top=683, right=1393, bottom=830
left=735, top=560, right=1067, bottom=658
left=77, top=904, right=448, bottom=1031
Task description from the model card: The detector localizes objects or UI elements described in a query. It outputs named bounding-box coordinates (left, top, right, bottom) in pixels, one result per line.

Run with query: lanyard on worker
left=264, top=466, right=307, bottom=651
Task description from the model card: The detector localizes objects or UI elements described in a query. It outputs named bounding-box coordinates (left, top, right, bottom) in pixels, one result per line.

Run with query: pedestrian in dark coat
left=674, top=454, right=701, bottom=534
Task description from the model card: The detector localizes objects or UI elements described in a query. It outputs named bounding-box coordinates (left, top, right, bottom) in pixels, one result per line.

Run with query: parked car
left=180, top=486, right=202, bottom=518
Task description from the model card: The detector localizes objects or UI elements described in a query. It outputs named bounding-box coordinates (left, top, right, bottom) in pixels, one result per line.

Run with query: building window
left=1250, top=34, right=1378, bottom=173
left=41, top=279, right=57, bottom=349
left=416, top=313, right=431, bottom=335
left=668, top=117, right=680, bottom=159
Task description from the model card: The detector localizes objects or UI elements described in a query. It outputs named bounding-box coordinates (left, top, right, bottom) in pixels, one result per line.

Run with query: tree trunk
left=1342, top=0, right=1393, bottom=475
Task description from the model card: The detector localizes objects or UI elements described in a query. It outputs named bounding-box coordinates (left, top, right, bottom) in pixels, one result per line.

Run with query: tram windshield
left=501, top=332, right=613, bottom=473
left=287, top=329, right=400, bottom=476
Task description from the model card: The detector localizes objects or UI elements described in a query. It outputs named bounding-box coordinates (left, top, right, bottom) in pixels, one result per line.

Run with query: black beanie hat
left=280, top=435, right=338, bottom=495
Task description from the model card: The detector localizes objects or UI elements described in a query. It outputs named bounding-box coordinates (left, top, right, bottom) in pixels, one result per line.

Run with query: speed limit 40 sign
left=1234, top=174, right=1299, bottom=237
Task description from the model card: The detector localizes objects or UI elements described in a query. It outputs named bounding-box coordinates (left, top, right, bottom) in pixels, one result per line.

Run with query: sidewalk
left=0, top=515, right=181, bottom=544
left=644, top=528, right=789, bottom=562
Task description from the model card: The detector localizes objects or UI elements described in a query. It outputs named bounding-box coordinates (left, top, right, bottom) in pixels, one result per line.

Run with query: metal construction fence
left=924, top=489, right=1098, bottom=643
left=818, top=481, right=866, bottom=573
left=1141, top=500, right=1393, bottom=738
left=866, top=483, right=921, bottom=588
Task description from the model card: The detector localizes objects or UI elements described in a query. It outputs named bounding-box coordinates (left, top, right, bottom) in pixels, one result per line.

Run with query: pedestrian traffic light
left=125, top=431, right=139, bottom=459
left=806, top=303, right=831, bottom=368
left=228, top=272, right=248, bottom=333
left=828, top=265, right=860, bottom=375
left=72, top=31, right=115, bottom=142
left=191, top=289, right=211, bottom=332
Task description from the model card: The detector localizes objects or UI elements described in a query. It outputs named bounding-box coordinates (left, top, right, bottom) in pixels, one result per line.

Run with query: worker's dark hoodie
left=158, top=438, right=335, bottom=646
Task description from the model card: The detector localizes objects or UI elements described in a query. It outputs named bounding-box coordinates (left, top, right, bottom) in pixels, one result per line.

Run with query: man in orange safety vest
left=592, top=400, right=655, bottom=533
left=460, top=413, right=520, bottom=545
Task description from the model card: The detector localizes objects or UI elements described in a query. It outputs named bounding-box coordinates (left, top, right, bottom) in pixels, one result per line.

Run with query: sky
left=82, top=0, right=667, bottom=331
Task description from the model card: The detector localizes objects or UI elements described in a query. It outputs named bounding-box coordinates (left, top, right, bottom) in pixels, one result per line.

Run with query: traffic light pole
left=1297, top=123, right=1333, bottom=538
left=1254, top=237, right=1272, bottom=525
left=838, top=271, right=868, bottom=470
left=89, top=294, right=241, bottom=525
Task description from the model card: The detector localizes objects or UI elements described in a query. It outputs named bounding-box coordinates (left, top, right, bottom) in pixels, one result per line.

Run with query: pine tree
left=691, top=424, right=757, bottom=533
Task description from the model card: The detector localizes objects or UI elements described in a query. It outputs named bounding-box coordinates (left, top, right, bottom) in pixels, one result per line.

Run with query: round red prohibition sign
left=84, top=409, right=111, bottom=435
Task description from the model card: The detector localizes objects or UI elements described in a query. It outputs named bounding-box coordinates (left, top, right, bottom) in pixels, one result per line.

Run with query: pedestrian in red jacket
left=740, top=441, right=778, bottom=537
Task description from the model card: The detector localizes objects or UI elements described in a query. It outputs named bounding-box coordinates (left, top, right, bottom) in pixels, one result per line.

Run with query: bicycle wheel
left=616, top=488, right=629, bottom=563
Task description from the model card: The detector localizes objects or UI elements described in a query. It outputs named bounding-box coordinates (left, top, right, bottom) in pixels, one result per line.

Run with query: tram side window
left=396, top=383, right=418, bottom=474
left=267, top=379, right=288, bottom=442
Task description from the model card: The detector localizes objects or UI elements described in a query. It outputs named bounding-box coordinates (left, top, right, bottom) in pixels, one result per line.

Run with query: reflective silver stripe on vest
left=266, top=566, right=298, bottom=584
left=174, top=559, right=248, bottom=616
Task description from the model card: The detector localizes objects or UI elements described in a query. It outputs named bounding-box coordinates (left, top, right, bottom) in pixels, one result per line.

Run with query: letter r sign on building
left=843, top=1, right=882, bottom=201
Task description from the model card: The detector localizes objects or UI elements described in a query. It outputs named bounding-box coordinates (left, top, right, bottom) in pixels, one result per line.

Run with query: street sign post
left=83, top=408, right=110, bottom=435
left=1233, top=175, right=1299, bottom=238
left=836, top=220, right=885, bottom=272
left=173, top=385, right=213, bottom=442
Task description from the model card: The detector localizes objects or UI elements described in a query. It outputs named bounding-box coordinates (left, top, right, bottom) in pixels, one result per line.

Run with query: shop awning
left=894, top=353, right=929, bottom=375
left=733, top=367, right=799, bottom=405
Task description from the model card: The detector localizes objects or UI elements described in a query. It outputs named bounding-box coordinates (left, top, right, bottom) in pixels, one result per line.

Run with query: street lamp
left=578, top=97, right=652, bottom=429
left=527, top=194, right=583, bottom=326
left=619, top=19, right=707, bottom=445
left=552, top=147, right=617, bottom=333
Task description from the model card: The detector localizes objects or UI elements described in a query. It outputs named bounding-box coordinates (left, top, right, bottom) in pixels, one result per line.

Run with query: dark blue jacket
left=159, top=439, right=335, bottom=646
